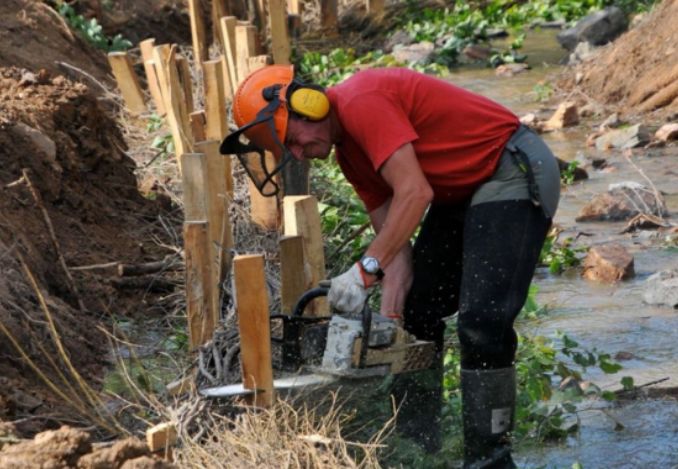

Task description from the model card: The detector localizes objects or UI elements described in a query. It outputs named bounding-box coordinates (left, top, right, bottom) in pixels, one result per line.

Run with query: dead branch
left=22, top=168, right=86, bottom=312
left=117, top=255, right=179, bottom=277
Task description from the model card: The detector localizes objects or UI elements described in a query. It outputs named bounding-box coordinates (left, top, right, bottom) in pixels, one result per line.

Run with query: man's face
left=284, top=116, right=333, bottom=161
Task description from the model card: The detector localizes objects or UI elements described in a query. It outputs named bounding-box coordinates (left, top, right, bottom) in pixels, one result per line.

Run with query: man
left=221, top=65, right=560, bottom=468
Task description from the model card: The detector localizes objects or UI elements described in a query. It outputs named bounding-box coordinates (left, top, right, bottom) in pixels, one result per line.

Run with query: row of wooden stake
left=108, top=0, right=356, bottom=411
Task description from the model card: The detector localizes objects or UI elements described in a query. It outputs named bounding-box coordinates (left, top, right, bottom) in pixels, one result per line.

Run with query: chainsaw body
left=273, top=287, right=436, bottom=378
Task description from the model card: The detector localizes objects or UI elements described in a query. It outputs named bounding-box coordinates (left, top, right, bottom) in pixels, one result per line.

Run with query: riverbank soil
left=559, top=0, right=678, bottom=120
left=0, top=0, right=176, bottom=441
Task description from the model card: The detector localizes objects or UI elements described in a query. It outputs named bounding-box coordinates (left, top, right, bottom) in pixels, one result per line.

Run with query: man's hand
left=328, top=263, right=368, bottom=314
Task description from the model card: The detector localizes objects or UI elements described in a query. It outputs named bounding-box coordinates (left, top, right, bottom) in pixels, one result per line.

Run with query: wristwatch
left=359, top=256, right=384, bottom=280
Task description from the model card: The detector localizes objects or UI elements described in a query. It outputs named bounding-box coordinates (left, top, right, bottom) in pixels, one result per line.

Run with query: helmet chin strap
left=220, top=87, right=295, bottom=197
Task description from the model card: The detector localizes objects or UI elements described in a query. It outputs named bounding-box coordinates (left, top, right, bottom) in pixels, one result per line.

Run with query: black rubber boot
left=461, top=367, right=517, bottom=469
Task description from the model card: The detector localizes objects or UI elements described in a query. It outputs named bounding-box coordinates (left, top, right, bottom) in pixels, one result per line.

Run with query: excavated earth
left=558, top=0, right=678, bottom=120
left=0, top=2, right=190, bottom=465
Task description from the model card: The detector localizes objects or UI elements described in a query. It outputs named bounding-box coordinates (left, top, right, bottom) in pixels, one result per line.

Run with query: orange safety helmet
left=220, top=65, right=331, bottom=197
left=231, top=64, right=294, bottom=159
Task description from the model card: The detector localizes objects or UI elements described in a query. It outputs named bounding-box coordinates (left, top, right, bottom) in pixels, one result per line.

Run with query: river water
left=448, top=30, right=678, bottom=468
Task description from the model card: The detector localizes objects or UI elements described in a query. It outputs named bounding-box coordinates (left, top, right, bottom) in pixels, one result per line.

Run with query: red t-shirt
left=326, top=68, right=520, bottom=211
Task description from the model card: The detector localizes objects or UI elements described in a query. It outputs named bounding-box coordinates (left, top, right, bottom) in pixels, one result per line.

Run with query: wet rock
left=643, top=270, right=678, bottom=308
left=582, top=243, right=634, bottom=283
left=576, top=181, right=668, bottom=221
left=486, top=28, right=509, bottom=39
left=557, top=7, right=628, bottom=51
left=542, top=101, right=579, bottom=131
left=568, top=41, right=599, bottom=64
left=78, top=437, right=149, bottom=468
left=599, top=112, right=623, bottom=131
left=591, top=157, right=609, bottom=169
left=384, top=30, right=413, bottom=52
left=556, top=157, right=589, bottom=181
left=579, top=101, right=606, bottom=118
left=495, top=63, right=530, bottom=77
left=529, top=19, right=567, bottom=29
left=463, top=44, right=493, bottom=61
left=392, top=41, right=435, bottom=65
left=0, top=426, right=91, bottom=468
left=613, top=351, right=637, bottom=361
left=595, top=124, right=651, bottom=150
left=655, top=123, right=678, bottom=142
left=519, top=113, right=541, bottom=130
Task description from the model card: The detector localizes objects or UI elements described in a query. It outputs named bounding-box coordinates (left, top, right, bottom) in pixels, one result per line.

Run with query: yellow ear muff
left=289, top=87, right=330, bottom=121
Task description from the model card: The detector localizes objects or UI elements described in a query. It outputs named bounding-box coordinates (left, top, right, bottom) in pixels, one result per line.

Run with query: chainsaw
left=200, top=286, right=436, bottom=398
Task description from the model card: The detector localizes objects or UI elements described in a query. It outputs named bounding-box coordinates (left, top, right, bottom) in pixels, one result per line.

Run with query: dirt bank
left=560, top=0, right=678, bottom=120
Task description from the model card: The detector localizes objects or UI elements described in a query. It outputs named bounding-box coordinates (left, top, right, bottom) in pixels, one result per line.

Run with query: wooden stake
left=212, top=0, right=228, bottom=49
left=219, top=17, right=239, bottom=93
left=283, top=195, right=328, bottom=316
left=146, top=422, right=178, bottom=452
left=235, top=23, right=257, bottom=85
left=187, top=0, right=208, bottom=68
left=320, top=0, right=338, bottom=35
left=176, top=55, right=194, bottom=115
left=190, top=110, right=207, bottom=143
left=184, top=221, right=216, bottom=349
left=153, top=45, right=192, bottom=161
left=280, top=235, right=306, bottom=315
left=288, top=0, right=303, bottom=15
left=366, top=0, right=385, bottom=16
left=196, top=140, right=233, bottom=286
left=107, top=52, right=146, bottom=114
left=247, top=54, right=272, bottom=72
left=139, top=38, right=166, bottom=115
left=268, top=0, right=291, bottom=65
left=202, top=58, right=228, bottom=141
left=233, top=254, right=274, bottom=407
left=180, top=152, right=208, bottom=221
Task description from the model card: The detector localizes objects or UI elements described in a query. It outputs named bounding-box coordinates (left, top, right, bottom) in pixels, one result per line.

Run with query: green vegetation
left=561, top=160, right=581, bottom=185
left=58, top=3, right=131, bottom=52
left=540, top=230, right=585, bottom=274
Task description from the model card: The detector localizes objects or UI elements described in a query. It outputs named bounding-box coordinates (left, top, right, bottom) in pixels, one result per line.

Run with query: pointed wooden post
left=202, top=58, right=234, bottom=197
left=288, top=0, right=303, bottom=15
left=367, top=0, right=385, bottom=16
left=235, top=23, right=258, bottom=85
left=187, top=0, right=208, bottom=69
left=180, top=152, right=208, bottom=221
left=234, top=254, right=274, bottom=407
left=176, top=55, right=194, bottom=115
left=139, top=38, right=166, bottom=115
left=196, top=140, right=233, bottom=287
left=219, top=17, right=239, bottom=93
left=280, top=235, right=306, bottom=315
left=190, top=110, right=207, bottom=143
left=320, top=0, right=338, bottom=35
left=153, top=45, right=192, bottom=161
left=212, top=0, right=228, bottom=49
left=107, top=52, right=146, bottom=114
left=283, top=195, right=328, bottom=316
left=184, top=221, right=216, bottom=349
left=268, top=0, right=291, bottom=65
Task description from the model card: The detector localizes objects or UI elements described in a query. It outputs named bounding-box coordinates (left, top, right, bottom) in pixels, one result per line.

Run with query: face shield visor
left=220, top=83, right=294, bottom=197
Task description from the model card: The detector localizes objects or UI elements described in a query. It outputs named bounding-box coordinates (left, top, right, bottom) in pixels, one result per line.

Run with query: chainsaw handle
left=292, top=286, right=329, bottom=317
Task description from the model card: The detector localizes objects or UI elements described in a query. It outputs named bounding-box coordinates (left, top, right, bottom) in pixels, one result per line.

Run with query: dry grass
left=174, top=393, right=392, bottom=469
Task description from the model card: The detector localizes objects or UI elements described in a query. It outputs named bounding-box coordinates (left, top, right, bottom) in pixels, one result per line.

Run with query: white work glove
left=328, top=263, right=368, bottom=314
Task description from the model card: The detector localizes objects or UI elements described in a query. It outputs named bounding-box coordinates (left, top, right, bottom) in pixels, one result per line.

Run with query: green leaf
left=621, top=376, right=635, bottom=391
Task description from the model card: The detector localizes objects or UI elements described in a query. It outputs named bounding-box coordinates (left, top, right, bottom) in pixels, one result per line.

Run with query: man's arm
left=369, top=200, right=413, bottom=316
left=364, top=142, right=432, bottom=272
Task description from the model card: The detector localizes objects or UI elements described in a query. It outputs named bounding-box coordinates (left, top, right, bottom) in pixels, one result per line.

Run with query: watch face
left=362, top=257, right=379, bottom=274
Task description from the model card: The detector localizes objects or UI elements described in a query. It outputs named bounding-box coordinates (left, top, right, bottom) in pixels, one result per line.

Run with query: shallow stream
left=450, top=29, right=678, bottom=468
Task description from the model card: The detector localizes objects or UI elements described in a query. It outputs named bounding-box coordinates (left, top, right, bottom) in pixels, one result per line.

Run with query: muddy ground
left=0, top=0, right=676, bottom=466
